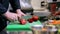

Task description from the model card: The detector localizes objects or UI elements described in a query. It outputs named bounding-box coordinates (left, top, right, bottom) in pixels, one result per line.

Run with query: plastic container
left=31, top=25, right=43, bottom=34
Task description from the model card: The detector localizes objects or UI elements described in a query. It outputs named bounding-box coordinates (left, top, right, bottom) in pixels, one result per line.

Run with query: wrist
left=3, top=11, right=9, bottom=15
left=16, top=9, right=22, bottom=14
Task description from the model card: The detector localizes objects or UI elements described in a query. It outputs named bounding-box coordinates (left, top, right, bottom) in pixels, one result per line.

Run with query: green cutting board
left=6, top=15, right=42, bottom=31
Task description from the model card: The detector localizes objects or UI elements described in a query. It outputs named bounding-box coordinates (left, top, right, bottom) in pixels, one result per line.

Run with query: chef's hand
left=16, top=9, right=26, bottom=19
left=3, top=11, right=18, bottom=21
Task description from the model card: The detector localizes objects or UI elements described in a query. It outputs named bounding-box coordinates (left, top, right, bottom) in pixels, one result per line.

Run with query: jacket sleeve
left=0, top=3, right=7, bottom=14
left=9, top=0, right=21, bottom=12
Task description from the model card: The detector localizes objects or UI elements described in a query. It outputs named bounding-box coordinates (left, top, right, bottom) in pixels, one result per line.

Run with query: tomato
left=32, top=15, right=39, bottom=21
left=28, top=18, right=33, bottom=23
left=19, top=19, right=27, bottom=25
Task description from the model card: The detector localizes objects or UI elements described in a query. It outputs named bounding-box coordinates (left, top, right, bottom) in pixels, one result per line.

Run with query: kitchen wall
left=31, top=0, right=50, bottom=16
left=31, top=0, right=48, bottom=11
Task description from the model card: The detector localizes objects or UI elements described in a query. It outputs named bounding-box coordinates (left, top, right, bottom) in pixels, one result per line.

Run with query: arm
left=9, top=0, right=21, bottom=12
left=9, top=0, right=26, bottom=18
left=0, top=3, right=7, bottom=14
left=0, top=3, right=18, bottom=21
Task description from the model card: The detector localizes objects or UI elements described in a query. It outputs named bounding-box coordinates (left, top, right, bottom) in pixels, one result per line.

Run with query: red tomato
left=32, top=15, right=39, bottom=21
left=19, top=19, right=27, bottom=25
left=28, top=18, right=33, bottom=23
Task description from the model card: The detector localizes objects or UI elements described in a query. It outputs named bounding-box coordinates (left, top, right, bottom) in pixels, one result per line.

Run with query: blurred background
left=9, top=0, right=60, bottom=16
left=7, top=0, right=60, bottom=34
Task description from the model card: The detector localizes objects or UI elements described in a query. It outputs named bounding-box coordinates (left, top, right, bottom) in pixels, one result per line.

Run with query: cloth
left=0, top=0, right=21, bottom=32
left=0, top=28, right=7, bottom=34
